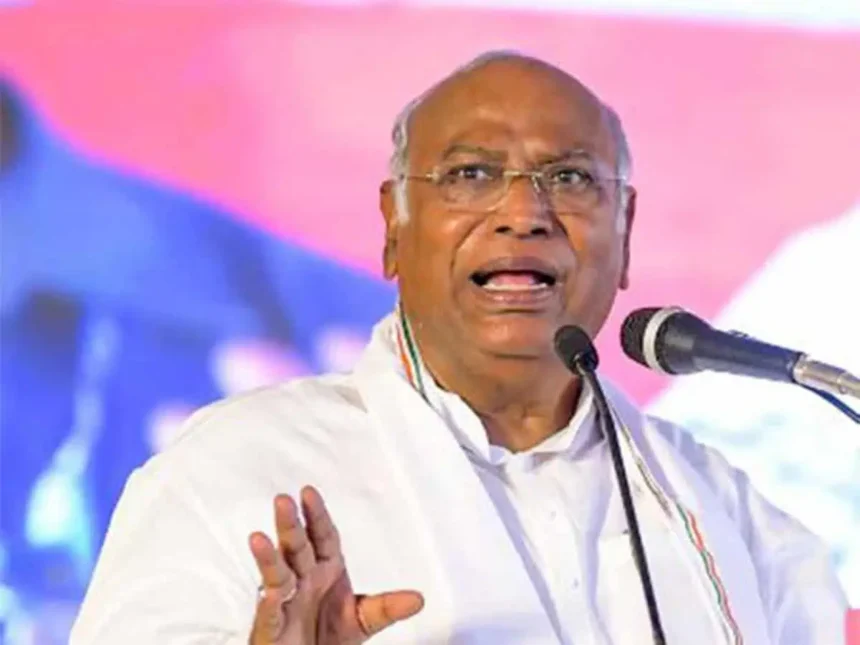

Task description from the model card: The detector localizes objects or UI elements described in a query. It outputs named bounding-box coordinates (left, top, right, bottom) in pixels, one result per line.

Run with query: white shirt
left=434, top=380, right=615, bottom=644
left=70, top=313, right=847, bottom=645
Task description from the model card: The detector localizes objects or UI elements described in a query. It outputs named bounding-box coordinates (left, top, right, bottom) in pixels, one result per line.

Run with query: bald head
left=389, top=51, right=632, bottom=221
left=378, top=49, right=636, bottom=394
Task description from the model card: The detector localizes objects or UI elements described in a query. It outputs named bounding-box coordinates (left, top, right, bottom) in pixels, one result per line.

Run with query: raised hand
left=248, top=486, right=424, bottom=644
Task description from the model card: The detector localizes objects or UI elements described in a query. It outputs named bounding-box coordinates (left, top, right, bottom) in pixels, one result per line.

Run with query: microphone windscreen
left=620, top=307, right=661, bottom=367
left=554, top=325, right=599, bottom=371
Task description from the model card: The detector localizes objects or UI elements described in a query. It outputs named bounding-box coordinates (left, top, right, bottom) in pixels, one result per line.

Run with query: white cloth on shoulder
left=70, top=312, right=847, bottom=645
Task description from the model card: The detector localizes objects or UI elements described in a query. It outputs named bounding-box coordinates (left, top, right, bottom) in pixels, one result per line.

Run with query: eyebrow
left=440, top=144, right=508, bottom=161
left=536, top=148, right=597, bottom=164
left=538, top=148, right=617, bottom=176
left=439, top=145, right=609, bottom=170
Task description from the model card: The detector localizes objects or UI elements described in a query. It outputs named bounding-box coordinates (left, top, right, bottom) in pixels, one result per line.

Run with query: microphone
left=554, top=326, right=667, bottom=645
left=555, top=324, right=599, bottom=372
left=620, top=306, right=860, bottom=400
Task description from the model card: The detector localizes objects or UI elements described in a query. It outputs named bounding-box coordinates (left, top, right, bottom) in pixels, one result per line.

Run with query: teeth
left=482, top=282, right=549, bottom=292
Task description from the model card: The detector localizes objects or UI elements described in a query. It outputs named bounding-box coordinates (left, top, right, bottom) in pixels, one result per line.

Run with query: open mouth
left=470, top=269, right=557, bottom=291
left=469, top=257, right=560, bottom=293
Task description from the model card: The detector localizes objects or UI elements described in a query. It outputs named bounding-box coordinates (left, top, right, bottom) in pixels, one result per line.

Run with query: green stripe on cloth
left=397, top=306, right=427, bottom=400
left=676, top=503, right=743, bottom=645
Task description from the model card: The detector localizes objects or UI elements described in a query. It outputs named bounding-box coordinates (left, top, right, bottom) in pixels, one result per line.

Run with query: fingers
left=248, top=532, right=298, bottom=642
left=302, top=486, right=342, bottom=563
left=274, top=493, right=317, bottom=577
left=251, top=489, right=424, bottom=643
left=356, top=591, right=425, bottom=637
left=249, top=532, right=298, bottom=592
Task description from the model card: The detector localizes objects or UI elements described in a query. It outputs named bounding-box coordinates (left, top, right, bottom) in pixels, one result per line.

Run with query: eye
left=441, top=163, right=500, bottom=184
left=547, top=166, right=596, bottom=187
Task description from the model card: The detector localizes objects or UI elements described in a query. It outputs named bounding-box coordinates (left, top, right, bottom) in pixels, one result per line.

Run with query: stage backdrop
left=1, top=2, right=858, bottom=642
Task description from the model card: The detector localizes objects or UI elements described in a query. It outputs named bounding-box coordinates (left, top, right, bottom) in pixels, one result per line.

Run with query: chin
left=473, top=315, right=557, bottom=359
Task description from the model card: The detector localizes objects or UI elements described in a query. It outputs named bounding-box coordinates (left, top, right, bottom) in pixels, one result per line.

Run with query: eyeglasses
left=397, top=162, right=626, bottom=213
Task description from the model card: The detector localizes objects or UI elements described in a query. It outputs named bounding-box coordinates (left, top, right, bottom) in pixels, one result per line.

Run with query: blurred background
left=0, top=1, right=858, bottom=642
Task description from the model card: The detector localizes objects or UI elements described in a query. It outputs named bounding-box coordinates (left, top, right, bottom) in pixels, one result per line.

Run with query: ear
left=379, top=180, right=400, bottom=280
left=619, top=186, right=636, bottom=290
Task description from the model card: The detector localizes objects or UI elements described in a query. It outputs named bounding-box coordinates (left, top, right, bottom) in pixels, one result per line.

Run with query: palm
left=315, top=570, right=364, bottom=643
left=249, top=487, right=423, bottom=645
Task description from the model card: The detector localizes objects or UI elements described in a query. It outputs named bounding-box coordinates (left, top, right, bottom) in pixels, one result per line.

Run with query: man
left=0, top=79, right=394, bottom=641
left=70, top=52, right=846, bottom=644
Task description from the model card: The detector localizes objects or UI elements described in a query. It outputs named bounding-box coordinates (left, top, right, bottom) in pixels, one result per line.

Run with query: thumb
left=355, top=590, right=424, bottom=638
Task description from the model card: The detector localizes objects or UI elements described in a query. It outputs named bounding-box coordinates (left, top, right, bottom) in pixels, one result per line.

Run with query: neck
left=402, top=318, right=582, bottom=452
left=463, top=363, right=582, bottom=453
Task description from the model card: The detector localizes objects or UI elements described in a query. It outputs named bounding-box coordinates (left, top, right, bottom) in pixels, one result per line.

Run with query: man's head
left=379, top=51, right=635, bottom=372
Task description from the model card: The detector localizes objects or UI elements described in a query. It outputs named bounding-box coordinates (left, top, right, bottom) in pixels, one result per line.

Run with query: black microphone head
left=554, top=325, right=599, bottom=373
left=620, top=306, right=712, bottom=374
left=620, top=307, right=662, bottom=367
left=621, top=306, right=802, bottom=381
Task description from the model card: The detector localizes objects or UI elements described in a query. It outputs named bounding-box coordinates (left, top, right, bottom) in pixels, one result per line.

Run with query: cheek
left=564, top=210, right=624, bottom=262
left=563, top=221, right=626, bottom=324
left=399, top=212, right=481, bottom=289
left=422, top=210, right=483, bottom=257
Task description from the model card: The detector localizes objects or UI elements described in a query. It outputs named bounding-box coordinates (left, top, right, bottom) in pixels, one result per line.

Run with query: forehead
left=409, top=60, right=615, bottom=166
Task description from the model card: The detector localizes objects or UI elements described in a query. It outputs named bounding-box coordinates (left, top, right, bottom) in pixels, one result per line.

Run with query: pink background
left=3, top=4, right=859, bottom=403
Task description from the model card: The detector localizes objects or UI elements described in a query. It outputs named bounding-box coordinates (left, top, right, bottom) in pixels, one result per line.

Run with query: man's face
left=381, top=60, right=634, bottom=362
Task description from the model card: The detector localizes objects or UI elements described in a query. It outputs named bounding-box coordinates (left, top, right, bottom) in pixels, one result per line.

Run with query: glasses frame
left=395, top=164, right=628, bottom=213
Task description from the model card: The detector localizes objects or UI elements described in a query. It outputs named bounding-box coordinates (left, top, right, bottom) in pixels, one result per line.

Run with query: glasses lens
left=543, top=164, right=603, bottom=212
left=433, top=163, right=611, bottom=212
left=438, top=163, right=505, bottom=209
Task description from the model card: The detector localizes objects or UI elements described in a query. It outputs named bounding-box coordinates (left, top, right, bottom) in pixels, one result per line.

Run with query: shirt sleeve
left=69, top=459, right=256, bottom=645
left=656, top=419, right=849, bottom=645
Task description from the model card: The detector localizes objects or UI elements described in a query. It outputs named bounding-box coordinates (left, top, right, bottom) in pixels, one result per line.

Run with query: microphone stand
left=568, top=348, right=668, bottom=645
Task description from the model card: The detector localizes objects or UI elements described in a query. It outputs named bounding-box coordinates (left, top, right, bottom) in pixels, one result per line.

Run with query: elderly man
left=70, top=52, right=846, bottom=645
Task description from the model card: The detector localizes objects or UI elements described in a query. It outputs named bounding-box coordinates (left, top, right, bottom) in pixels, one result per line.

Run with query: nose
left=492, top=175, right=555, bottom=238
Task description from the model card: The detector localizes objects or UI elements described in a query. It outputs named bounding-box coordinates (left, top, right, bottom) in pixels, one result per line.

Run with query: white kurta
left=70, top=314, right=847, bottom=645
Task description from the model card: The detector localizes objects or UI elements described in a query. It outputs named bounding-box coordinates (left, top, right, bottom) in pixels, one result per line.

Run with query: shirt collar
left=392, top=305, right=601, bottom=467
